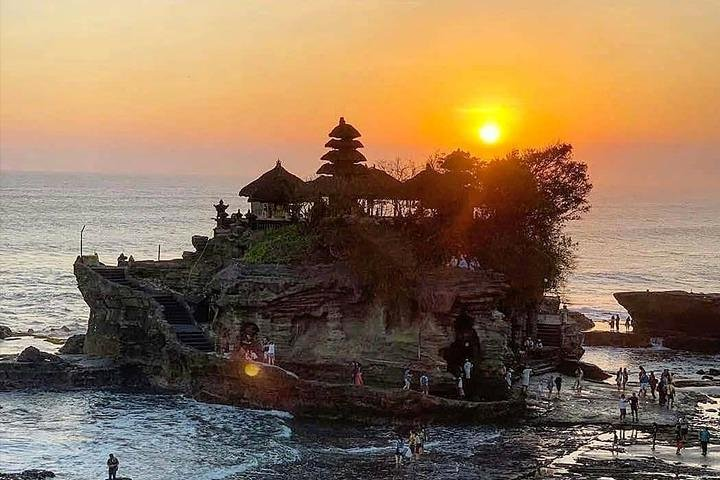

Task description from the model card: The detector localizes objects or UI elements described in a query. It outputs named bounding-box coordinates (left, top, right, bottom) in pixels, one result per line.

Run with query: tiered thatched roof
left=316, top=117, right=367, bottom=176
left=239, top=160, right=308, bottom=203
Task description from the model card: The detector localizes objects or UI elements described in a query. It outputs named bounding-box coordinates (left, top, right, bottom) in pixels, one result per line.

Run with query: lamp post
left=80, top=225, right=86, bottom=259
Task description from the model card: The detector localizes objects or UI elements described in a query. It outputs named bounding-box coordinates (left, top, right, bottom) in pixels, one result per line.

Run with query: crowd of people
left=395, top=426, right=428, bottom=467
left=612, top=365, right=713, bottom=457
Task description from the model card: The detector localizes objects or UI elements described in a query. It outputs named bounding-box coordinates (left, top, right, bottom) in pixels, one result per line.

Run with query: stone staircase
left=537, top=323, right=562, bottom=348
left=92, top=267, right=214, bottom=353
left=528, top=356, right=558, bottom=376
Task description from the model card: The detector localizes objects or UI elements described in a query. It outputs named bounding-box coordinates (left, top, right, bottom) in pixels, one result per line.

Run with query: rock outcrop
left=0, top=470, right=55, bottom=480
left=567, top=311, right=594, bottom=331
left=15, top=346, right=62, bottom=363
left=614, top=290, right=720, bottom=337
left=0, top=325, right=12, bottom=339
left=58, top=334, right=85, bottom=354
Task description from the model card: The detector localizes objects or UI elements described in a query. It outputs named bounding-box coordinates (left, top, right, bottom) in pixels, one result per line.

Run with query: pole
left=157, top=244, right=160, bottom=261
left=80, top=225, right=86, bottom=259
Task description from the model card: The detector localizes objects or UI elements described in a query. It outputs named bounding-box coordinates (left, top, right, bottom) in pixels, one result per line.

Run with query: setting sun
left=479, top=123, right=501, bottom=144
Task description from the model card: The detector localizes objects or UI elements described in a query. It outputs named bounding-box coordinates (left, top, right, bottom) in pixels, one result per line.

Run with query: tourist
left=675, top=422, right=684, bottom=455
left=618, top=394, right=628, bottom=422
left=615, top=368, right=623, bottom=391
left=667, top=382, right=676, bottom=409
left=536, top=338, right=543, bottom=349
left=651, top=422, right=658, bottom=451
left=699, top=426, right=711, bottom=456
left=504, top=367, right=513, bottom=389
left=264, top=340, right=276, bottom=365
left=107, top=453, right=119, bottom=480
left=546, top=376, right=554, bottom=398
left=521, top=366, right=532, bottom=393
left=629, top=392, right=639, bottom=422
left=625, top=316, right=631, bottom=332
left=417, top=427, right=426, bottom=456
left=680, top=417, right=689, bottom=441
left=639, top=371, right=649, bottom=398
left=354, top=363, right=364, bottom=386
left=403, top=369, right=412, bottom=390
left=573, top=366, right=584, bottom=391
left=554, top=375, right=562, bottom=397
left=463, top=358, right=474, bottom=379
left=649, top=372, right=658, bottom=400
left=616, top=315, right=621, bottom=331
left=456, top=375, right=465, bottom=398
left=420, top=373, right=429, bottom=395
left=408, top=430, right=418, bottom=459
left=612, top=429, right=619, bottom=454
left=395, top=436, right=405, bottom=467
left=608, top=316, right=615, bottom=331
left=658, top=381, right=667, bottom=406
left=622, top=368, right=629, bottom=390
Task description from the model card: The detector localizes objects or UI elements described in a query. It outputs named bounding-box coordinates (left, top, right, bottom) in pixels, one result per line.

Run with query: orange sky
left=1, top=1, right=719, bottom=195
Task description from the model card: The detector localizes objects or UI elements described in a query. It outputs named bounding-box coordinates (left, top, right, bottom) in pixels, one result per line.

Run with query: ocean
left=1, top=171, right=718, bottom=335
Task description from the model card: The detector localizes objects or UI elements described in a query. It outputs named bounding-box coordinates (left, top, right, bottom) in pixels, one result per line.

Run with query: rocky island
left=4, top=118, right=592, bottom=423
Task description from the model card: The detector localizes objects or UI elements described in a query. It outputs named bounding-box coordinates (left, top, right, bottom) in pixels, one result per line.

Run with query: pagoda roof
left=239, top=160, right=308, bottom=203
left=325, top=138, right=364, bottom=149
left=328, top=117, right=361, bottom=139
left=320, top=149, right=367, bottom=165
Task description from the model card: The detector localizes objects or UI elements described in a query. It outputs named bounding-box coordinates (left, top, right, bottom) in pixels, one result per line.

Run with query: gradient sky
left=1, top=0, right=719, bottom=195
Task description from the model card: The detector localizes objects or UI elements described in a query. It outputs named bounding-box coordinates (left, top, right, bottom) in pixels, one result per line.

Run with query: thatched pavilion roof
left=308, top=165, right=402, bottom=199
left=239, top=160, right=308, bottom=203
left=329, top=117, right=361, bottom=139
left=401, top=164, right=445, bottom=202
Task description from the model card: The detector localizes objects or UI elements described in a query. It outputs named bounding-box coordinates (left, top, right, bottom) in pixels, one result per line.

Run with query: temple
left=70, top=116, right=587, bottom=423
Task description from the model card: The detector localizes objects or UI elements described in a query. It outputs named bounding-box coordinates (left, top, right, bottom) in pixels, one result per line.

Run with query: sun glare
left=479, top=123, right=501, bottom=144
left=244, top=362, right=260, bottom=377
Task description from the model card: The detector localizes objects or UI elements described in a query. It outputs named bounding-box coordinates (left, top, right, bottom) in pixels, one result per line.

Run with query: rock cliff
left=614, top=291, right=720, bottom=337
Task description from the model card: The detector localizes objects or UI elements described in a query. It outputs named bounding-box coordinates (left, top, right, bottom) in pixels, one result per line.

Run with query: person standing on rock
left=649, top=372, right=658, bottom=400
left=266, top=340, right=275, bottom=365
left=629, top=392, right=639, bottom=422
left=403, top=369, right=412, bottom=390
left=675, top=422, right=684, bottom=455
left=545, top=375, right=555, bottom=398
left=554, top=375, right=563, bottom=397
left=394, top=436, right=405, bottom=467
left=699, top=426, right=711, bottom=456
left=573, top=366, right=584, bottom=391
left=667, top=382, right=676, bottom=409
left=463, top=359, right=474, bottom=380
left=504, top=367, right=513, bottom=389
left=622, top=368, right=629, bottom=390
left=456, top=375, right=465, bottom=398
left=651, top=422, right=658, bottom=450
left=106, top=453, right=119, bottom=480
left=618, top=394, right=628, bottom=422
left=420, top=373, right=429, bottom=395
left=521, top=366, right=532, bottom=393
left=616, top=368, right=623, bottom=391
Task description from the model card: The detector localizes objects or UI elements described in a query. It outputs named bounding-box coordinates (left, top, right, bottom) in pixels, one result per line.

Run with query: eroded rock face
left=614, top=290, right=720, bottom=337
left=209, top=261, right=511, bottom=398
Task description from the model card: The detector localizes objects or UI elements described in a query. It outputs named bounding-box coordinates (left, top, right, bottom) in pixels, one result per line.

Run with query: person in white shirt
left=266, top=341, right=275, bottom=365
left=463, top=359, right=473, bottom=379
left=521, top=367, right=532, bottom=392
left=504, top=368, right=513, bottom=388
